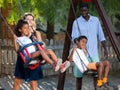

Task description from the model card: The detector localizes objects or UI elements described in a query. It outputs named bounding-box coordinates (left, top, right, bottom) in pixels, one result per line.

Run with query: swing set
left=0, top=13, right=45, bottom=70
left=0, top=0, right=120, bottom=90
left=57, top=0, right=120, bottom=90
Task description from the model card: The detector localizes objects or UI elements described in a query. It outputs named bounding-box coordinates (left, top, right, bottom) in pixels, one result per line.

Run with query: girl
left=13, top=19, right=70, bottom=90
left=23, top=13, right=70, bottom=73
left=68, top=36, right=110, bottom=89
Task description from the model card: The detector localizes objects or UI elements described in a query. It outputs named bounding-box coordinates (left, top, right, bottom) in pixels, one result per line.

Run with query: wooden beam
left=93, top=0, right=120, bottom=61
left=57, top=0, right=81, bottom=90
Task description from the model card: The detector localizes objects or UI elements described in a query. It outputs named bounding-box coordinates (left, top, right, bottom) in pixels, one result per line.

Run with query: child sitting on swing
left=68, top=35, right=110, bottom=88
left=13, top=19, right=70, bottom=72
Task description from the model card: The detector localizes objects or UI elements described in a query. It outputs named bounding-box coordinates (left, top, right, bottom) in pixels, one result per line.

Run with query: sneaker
left=60, top=61, right=70, bottom=73
left=52, top=62, right=58, bottom=71
left=54, top=58, right=62, bottom=71
left=57, top=58, right=62, bottom=66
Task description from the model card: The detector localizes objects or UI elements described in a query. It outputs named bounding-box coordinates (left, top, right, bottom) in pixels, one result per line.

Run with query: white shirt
left=69, top=48, right=89, bottom=73
left=72, top=15, right=105, bottom=57
left=17, top=36, right=36, bottom=53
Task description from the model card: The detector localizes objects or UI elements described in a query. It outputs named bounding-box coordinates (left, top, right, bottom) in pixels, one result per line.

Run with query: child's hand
left=72, top=45, right=77, bottom=52
left=83, top=46, right=88, bottom=55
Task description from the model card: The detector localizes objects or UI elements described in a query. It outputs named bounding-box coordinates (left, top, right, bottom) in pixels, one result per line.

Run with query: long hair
left=23, top=13, right=36, bottom=31
left=14, top=19, right=28, bottom=37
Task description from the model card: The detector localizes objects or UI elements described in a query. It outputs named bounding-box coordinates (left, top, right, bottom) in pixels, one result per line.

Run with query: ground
left=0, top=71, right=120, bottom=90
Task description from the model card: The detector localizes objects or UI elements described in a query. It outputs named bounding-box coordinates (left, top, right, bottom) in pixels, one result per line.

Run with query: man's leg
left=74, top=64, right=83, bottom=90
left=76, top=77, right=82, bottom=90
left=93, top=75, right=98, bottom=90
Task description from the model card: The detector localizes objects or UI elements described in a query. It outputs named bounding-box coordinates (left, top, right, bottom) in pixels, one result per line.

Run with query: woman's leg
left=30, top=80, right=38, bottom=90
left=13, top=77, right=22, bottom=90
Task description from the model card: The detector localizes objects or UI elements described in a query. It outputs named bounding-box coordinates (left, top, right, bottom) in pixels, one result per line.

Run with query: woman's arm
left=35, top=31, right=46, bottom=47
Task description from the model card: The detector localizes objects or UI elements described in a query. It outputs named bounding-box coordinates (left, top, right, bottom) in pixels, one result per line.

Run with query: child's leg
left=31, top=50, right=54, bottom=65
left=13, top=77, right=22, bottom=90
left=30, top=80, right=38, bottom=90
left=102, top=61, right=110, bottom=83
left=46, top=49, right=64, bottom=71
left=46, top=49, right=58, bottom=62
left=96, top=62, right=103, bottom=87
left=31, top=50, right=61, bottom=71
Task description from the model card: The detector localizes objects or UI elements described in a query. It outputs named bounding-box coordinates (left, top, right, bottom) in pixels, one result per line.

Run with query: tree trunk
left=46, top=21, right=54, bottom=40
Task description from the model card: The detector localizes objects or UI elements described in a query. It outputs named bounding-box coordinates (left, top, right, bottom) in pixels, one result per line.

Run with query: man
left=71, top=3, right=108, bottom=90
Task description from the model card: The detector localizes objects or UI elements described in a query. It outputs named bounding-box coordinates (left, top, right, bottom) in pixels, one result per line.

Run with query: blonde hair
left=23, top=13, right=36, bottom=31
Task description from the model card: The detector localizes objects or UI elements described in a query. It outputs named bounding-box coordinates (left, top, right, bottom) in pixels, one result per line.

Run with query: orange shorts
left=87, top=62, right=97, bottom=70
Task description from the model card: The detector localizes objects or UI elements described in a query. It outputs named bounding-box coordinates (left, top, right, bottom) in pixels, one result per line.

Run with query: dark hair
left=77, top=35, right=88, bottom=42
left=23, top=13, right=34, bottom=20
left=14, top=19, right=28, bottom=37
left=79, top=2, right=89, bottom=9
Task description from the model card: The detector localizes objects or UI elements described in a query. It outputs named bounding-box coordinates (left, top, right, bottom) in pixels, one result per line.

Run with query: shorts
left=73, top=54, right=100, bottom=78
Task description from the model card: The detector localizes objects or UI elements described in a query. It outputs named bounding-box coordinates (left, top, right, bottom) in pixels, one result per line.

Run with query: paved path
left=0, top=72, right=120, bottom=90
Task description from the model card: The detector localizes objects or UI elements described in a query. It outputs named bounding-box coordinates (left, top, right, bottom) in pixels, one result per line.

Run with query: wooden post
left=0, top=39, right=1, bottom=76
left=57, top=0, right=81, bottom=90
left=93, top=0, right=120, bottom=61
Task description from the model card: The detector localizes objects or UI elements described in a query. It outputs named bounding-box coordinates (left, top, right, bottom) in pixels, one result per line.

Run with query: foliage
left=0, top=0, right=120, bottom=28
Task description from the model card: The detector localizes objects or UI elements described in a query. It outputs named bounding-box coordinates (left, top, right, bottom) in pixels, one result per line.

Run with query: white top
left=72, top=15, right=106, bottom=57
left=17, top=36, right=36, bottom=53
left=70, top=48, right=89, bottom=73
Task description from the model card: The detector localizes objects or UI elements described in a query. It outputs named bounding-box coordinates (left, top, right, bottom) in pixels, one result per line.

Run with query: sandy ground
left=0, top=71, right=120, bottom=90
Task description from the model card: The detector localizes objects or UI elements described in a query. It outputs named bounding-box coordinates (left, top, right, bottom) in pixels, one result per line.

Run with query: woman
left=13, top=14, right=44, bottom=90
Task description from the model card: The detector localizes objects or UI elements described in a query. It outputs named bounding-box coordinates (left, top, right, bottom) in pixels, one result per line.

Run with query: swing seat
left=18, top=42, right=45, bottom=70
left=72, top=48, right=90, bottom=73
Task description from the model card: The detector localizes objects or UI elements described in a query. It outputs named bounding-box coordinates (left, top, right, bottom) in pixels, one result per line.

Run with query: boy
left=68, top=36, right=112, bottom=89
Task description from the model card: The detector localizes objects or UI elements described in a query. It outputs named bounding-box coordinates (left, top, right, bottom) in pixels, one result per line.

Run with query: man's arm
left=71, top=20, right=79, bottom=42
left=97, top=18, right=108, bottom=59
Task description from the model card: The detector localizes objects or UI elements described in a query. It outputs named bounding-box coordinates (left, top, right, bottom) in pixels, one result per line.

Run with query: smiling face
left=80, top=7, right=89, bottom=18
left=19, top=24, right=29, bottom=36
left=25, top=15, right=34, bottom=26
left=77, top=38, right=87, bottom=49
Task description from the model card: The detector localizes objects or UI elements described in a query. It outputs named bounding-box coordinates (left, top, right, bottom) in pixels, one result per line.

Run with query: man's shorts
left=73, top=54, right=100, bottom=78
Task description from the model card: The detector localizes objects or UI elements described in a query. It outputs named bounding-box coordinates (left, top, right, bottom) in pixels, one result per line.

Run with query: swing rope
left=61, top=0, right=89, bottom=72
left=70, top=0, right=93, bottom=63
